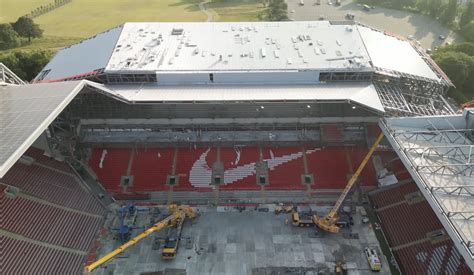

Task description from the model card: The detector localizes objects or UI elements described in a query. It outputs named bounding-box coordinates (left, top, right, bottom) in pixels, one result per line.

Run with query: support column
left=167, top=147, right=178, bottom=206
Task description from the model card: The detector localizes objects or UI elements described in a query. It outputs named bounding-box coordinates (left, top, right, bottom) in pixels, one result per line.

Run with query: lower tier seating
left=394, top=240, right=472, bottom=275
left=2, top=158, right=105, bottom=216
left=1, top=194, right=103, bottom=251
left=90, top=146, right=381, bottom=194
left=370, top=182, right=420, bottom=208
left=0, top=236, right=85, bottom=274
left=370, top=183, right=472, bottom=274
left=377, top=201, right=443, bottom=247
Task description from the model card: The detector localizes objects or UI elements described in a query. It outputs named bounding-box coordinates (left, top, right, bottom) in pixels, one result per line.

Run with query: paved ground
left=287, top=0, right=463, bottom=49
left=93, top=205, right=390, bottom=275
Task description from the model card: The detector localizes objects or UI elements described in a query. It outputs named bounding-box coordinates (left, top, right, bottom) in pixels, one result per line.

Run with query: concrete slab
left=93, top=208, right=390, bottom=275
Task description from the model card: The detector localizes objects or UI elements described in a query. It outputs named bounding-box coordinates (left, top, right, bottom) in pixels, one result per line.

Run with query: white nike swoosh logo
left=189, top=148, right=320, bottom=188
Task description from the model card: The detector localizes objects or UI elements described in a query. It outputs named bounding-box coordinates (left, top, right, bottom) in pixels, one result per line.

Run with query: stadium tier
left=370, top=183, right=472, bottom=274
left=0, top=150, right=106, bottom=274
left=88, top=146, right=383, bottom=195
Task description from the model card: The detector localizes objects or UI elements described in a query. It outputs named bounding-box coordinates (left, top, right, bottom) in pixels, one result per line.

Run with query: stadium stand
left=89, top=148, right=131, bottom=193
left=129, top=148, right=174, bottom=192
left=90, top=146, right=381, bottom=195
left=1, top=158, right=105, bottom=215
left=0, top=236, right=85, bottom=274
left=394, top=240, right=472, bottom=275
left=0, top=148, right=106, bottom=274
left=264, top=147, right=306, bottom=190
left=219, top=147, right=260, bottom=190
left=369, top=183, right=472, bottom=274
left=0, top=194, right=103, bottom=251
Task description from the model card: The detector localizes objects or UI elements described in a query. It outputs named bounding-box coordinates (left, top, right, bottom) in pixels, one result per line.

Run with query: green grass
left=207, top=0, right=265, bottom=22
left=0, top=0, right=52, bottom=23
left=34, top=0, right=207, bottom=38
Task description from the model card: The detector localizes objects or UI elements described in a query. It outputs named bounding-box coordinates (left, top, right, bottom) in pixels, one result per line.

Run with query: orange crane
left=314, top=133, right=384, bottom=233
left=85, top=204, right=196, bottom=272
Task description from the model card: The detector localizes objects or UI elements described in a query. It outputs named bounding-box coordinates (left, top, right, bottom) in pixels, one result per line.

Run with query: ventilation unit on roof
left=274, top=50, right=280, bottom=58
left=261, top=48, right=266, bottom=58
left=171, top=28, right=184, bottom=35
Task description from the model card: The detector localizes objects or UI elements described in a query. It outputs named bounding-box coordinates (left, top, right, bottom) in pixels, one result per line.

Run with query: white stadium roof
left=380, top=110, right=474, bottom=270
left=106, top=22, right=372, bottom=72
left=35, top=21, right=443, bottom=83
left=357, top=26, right=439, bottom=80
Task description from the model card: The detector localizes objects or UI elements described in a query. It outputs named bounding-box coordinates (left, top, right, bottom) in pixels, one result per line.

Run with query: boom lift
left=314, top=133, right=384, bottom=233
left=85, top=205, right=196, bottom=272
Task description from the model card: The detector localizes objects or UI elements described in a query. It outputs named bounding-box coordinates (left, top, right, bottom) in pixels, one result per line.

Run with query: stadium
left=0, top=21, right=472, bottom=274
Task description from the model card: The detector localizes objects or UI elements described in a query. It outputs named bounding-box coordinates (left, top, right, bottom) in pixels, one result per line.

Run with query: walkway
left=199, top=2, right=214, bottom=22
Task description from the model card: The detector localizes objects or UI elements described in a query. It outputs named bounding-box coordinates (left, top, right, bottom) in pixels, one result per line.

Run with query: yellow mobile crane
left=314, top=133, right=384, bottom=233
left=85, top=205, right=196, bottom=272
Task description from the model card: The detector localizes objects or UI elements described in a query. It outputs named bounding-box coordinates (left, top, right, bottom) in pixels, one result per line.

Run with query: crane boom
left=85, top=205, right=195, bottom=272
left=314, top=133, right=384, bottom=233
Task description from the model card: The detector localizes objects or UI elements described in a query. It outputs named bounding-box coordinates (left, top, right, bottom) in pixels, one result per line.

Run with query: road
left=287, top=0, right=463, bottom=49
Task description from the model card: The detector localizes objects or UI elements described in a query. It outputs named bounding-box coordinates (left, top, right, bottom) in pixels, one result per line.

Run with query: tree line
left=29, top=0, right=73, bottom=19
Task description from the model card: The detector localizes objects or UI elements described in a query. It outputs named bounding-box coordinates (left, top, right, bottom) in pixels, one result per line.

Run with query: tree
left=428, top=0, right=443, bottom=18
left=460, top=0, right=474, bottom=28
left=441, top=0, right=457, bottom=24
left=461, top=21, right=474, bottom=42
left=0, top=24, right=21, bottom=50
left=12, top=16, right=43, bottom=42
left=264, top=0, right=288, bottom=21
left=433, top=51, right=471, bottom=87
left=0, top=50, right=52, bottom=81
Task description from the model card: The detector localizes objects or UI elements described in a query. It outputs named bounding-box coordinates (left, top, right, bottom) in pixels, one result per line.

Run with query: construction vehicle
left=292, top=206, right=314, bottom=227
left=85, top=204, right=196, bottom=272
left=162, top=213, right=185, bottom=260
left=275, top=204, right=294, bottom=215
left=335, top=262, right=347, bottom=275
left=314, top=133, right=384, bottom=233
left=364, top=247, right=382, bottom=272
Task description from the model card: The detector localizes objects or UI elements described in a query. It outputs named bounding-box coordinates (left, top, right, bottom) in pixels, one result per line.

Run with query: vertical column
left=214, top=147, right=221, bottom=206
left=167, top=147, right=178, bottom=206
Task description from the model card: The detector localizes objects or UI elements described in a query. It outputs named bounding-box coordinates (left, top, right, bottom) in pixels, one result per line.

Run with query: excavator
left=85, top=204, right=196, bottom=272
left=313, top=133, right=385, bottom=233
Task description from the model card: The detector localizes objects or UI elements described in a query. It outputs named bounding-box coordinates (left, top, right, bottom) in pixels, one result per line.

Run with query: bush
left=0, top=50, right=52, bottom=81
